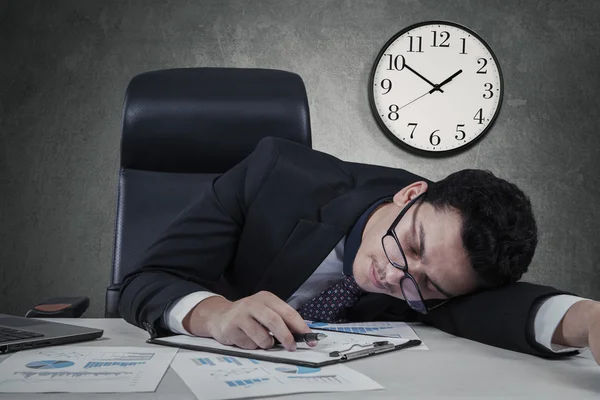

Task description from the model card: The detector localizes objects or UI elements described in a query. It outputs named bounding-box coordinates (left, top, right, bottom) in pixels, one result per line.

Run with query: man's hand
left=553, top=299, right=600, bottom=364
left=182, top=291, right=315, bottom=352
left=587, top=304, right=600, bottom=364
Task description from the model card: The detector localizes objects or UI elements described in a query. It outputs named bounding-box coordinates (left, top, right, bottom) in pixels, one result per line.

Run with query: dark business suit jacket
left=120, top=137, right=574, bottom=358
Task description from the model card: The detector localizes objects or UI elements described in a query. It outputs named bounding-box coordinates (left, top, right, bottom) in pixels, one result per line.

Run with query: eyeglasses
left=381, top=192, right=449, bottom=314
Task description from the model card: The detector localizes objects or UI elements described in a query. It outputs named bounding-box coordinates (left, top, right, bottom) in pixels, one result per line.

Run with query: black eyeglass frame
left=381, top=192, right=449, bottom=314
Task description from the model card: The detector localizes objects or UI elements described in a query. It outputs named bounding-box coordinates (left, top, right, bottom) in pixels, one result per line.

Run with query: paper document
left=158, top=330, right=411, bottom=364
left=0, top=346, right=177, bottom=393
left=305, top=320, right=428, bottom=350
left=171, top=350, right=383, bottom=400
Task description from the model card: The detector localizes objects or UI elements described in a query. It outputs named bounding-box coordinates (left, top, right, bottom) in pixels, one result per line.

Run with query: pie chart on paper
left=26, top=360, right=75, bottom=369
left=275, top=366, right=321, bottom=374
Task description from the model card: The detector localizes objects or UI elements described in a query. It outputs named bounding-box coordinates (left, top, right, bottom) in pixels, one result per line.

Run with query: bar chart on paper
left=305, top=321, right=427, bottom=349
left=307, top=322, right=397, bottom=335
left=0, top=346, right=177, bottom=393
left=171, top=351, right=384, bottom=400
left=193, top=356, right=261, bottom=367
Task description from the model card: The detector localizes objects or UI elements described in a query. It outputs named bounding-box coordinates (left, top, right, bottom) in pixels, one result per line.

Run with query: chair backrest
left=106, top=68, right=312, bottom=317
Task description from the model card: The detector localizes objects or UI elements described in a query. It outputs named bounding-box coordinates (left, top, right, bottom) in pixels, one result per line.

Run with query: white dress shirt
left=163, top=238, right=587, bottom=353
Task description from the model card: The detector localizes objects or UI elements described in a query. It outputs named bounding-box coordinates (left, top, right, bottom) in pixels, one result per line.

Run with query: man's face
left=353, top=182, right=479, bottom=301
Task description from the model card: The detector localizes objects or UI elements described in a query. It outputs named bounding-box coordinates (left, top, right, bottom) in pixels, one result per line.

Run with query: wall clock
left=369, top=21, right=503, bottom=154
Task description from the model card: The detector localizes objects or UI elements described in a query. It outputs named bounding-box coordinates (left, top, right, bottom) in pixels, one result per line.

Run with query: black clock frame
left=368, top=20, right=505, bottom=157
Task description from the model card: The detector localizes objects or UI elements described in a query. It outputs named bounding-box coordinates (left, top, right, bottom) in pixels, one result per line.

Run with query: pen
left=272, top=332, right=328, bottom=345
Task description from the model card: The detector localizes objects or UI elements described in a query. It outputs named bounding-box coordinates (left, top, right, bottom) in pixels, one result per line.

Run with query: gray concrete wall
left=1, top=0, right=599, bottom=317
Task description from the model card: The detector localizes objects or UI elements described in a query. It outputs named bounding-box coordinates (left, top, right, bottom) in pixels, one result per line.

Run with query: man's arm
left=118, top=138, right=281, bottom=335
left=418, top=282, right=581, bottom=358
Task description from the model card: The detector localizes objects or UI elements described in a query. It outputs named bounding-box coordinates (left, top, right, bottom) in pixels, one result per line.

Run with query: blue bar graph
left=83, top=362, right=146, bottom=369
left=193, top=356, right=253, bottom=367
left=193, top=358, right=215, bottom=366
left=225, top=378, right=269, bottom=387
left=307, top=323, right=394, bottom=334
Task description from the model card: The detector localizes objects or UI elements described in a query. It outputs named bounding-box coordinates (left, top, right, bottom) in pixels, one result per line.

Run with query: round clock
left=369, top=21, right=504, bottom=154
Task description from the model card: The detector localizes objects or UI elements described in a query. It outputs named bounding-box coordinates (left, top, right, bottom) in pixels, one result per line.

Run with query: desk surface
left=0, top=318, right=598, bottom=399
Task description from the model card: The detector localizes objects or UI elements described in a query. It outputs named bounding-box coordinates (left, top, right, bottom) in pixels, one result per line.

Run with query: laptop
left=0, top=314, right=103, bottom=354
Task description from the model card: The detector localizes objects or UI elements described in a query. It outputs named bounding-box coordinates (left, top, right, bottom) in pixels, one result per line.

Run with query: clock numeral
left=381, top=79, right=392, bottom=94
left=388, top=104, right=399, bottom=121
left=384, top=54, right=405, bottom=71
left=407, top=122, right=418, bottom=139
left=459, top=38, right=467, bottom=54
left=474, top=108, right=484, bottom=124
left=429, top=130, right=441, bottom=146
left=455, top=124, right=466, bottom=140
left=477, top=58, right=488, bottom=74
left=408, top=35, right=423, bottom=53
left=431, top=31, right=450, bottom=48
left=483, top=83, right=494, bottom=99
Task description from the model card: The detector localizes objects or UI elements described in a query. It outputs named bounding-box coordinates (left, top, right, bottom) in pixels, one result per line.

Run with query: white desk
left=0, top=318, right=598, bottom=399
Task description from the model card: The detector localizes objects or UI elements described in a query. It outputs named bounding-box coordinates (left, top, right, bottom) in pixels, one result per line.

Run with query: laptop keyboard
left=0, top=327, right=44, bottom=343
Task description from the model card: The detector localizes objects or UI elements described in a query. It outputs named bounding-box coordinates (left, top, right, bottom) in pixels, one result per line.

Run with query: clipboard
left=146, top=329, right=421, bottom=368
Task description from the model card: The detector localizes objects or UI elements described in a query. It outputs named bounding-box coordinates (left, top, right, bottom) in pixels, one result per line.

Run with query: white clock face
left=370, top=21, right=503, bottom=153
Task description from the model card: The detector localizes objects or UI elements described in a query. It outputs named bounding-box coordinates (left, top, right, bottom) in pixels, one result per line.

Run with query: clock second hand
left=397, top=90, right=431, bottom=111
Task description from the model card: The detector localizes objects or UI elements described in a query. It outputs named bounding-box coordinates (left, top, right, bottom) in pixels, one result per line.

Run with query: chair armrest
left=25, top=297, right=90, bottom=318
left=105, top=285, right=121, bottom=318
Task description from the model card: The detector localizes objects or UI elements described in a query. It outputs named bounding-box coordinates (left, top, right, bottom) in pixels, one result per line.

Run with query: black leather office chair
left=105, top=68, right=312, bottom=317
left=28, top=68, right=312, bottom=318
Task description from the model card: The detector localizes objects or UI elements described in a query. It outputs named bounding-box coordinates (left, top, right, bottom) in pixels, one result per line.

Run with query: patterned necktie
left=297, top=275, right=364, bottom=323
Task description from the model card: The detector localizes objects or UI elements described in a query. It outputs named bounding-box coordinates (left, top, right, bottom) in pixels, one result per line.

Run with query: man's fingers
left=238, top=319, right=276, bottom=350
left=253, top=308, right=296, bottom=351
left=227, top=327, right=259, bottom=350
left=268, top=299, right=313, bottom=335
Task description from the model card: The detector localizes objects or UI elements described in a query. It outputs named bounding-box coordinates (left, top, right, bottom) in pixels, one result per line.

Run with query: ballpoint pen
left=272, top=332, right=328, bottom=345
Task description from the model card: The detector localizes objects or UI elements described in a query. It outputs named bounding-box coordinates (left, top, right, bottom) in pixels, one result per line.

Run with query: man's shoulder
left=249, top=137, right=429, bottom=186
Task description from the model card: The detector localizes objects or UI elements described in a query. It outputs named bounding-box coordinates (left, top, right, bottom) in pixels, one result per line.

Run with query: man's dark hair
left=424, top=169, right=537, bottom=288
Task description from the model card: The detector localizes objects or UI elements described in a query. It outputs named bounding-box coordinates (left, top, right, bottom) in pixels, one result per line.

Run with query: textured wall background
left=1, top=0, right=599, bottom=318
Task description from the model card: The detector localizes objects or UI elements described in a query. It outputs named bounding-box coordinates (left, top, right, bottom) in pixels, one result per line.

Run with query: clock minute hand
left=404, top=63, right=444, bottom=93
left=429, top=69, right=463, bottom=94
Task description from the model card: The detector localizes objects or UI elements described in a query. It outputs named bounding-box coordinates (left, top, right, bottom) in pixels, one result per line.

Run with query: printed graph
left=26, top=360, right=74, bottom=369
left=308, top=322, right=395, bottom=334
left=192, top=356, right=260, bottom=367
left=209, top=368, right=260, bottom=378
left=92, top=352, right=154, bottom=361
left=287, top=375, right=345, bottom=383
left=14, top=371, right=133, bottom=379
left=225, top=378, right=270, bottom=388
left=275, top=366, right=321, bottom=374
left=83, top=361, right=146, bottom=369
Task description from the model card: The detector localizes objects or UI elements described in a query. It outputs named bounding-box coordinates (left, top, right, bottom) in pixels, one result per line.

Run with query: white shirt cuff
left=163, top=291, right=224, bottom=335
left=533, top=294, right=589, bottom=353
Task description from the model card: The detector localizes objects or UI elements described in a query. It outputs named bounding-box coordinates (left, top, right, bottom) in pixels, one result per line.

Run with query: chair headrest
left=121, top=68, right=312, bottom=173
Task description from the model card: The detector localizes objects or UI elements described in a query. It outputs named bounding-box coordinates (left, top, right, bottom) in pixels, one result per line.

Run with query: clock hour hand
left=429, top=69, right=463, bottom=94
left=404, top=63, right=444, bottom=93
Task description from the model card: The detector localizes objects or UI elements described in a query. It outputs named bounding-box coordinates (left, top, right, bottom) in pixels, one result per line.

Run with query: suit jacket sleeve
left=417, top=281, right=580, bottom=358
left=118, top=138, right=281, bottom=335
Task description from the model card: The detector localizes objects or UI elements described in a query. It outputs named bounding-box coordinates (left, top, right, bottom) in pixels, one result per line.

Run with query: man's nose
left=384, top=263, right=405, bottom=286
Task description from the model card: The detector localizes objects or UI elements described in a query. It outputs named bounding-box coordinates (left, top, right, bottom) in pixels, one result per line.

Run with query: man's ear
left=392, top=181, right=428, bottom=208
